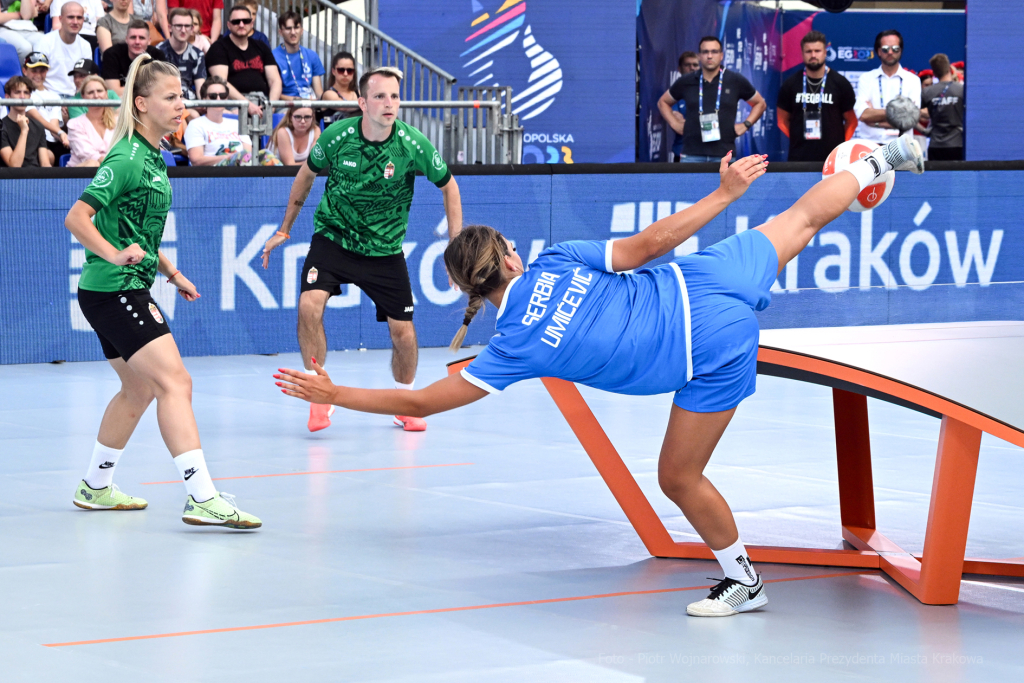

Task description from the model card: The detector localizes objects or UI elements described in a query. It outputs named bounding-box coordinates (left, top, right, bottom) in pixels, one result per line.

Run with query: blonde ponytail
left=444, top=225, right=511, bottom=352
left=111, top=54, right=182, bottom=146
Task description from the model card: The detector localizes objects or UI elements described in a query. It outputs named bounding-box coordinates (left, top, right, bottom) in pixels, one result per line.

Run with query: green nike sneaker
left=73, top=481, right=148, bottom=510
left=182, top=492, right=262, bottom=529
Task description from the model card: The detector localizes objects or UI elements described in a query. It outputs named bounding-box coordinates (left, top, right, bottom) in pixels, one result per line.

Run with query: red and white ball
left=822, top=139, right=895, bottom=212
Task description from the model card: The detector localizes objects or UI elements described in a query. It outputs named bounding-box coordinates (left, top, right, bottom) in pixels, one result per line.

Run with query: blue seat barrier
left=0, top=43, right=21, bottom=83
left=160, top=150, right=175, bottom=166
left=59, top=154, right=71, bottom=167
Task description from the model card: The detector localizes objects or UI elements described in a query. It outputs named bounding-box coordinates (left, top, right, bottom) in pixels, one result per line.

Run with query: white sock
left=174, top=449, right=217, bottom=503
left=845, top=154, right=890, bottom=191
left=84, top=441, right=124, bottom=489
left=711, top=537, right=758, bottom=585
left=305, top=368, right=318, bottom=375
left=394, top=380, right=415, bottom=390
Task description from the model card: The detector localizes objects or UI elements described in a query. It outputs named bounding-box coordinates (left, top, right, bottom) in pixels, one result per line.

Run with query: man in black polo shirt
left=777, top=30, right=856, bottom=162
left=658, top=36, right=765, bottom=162
left=206, top=4, right=281, bottom=118
left=101, top=20, right=166, bottom=97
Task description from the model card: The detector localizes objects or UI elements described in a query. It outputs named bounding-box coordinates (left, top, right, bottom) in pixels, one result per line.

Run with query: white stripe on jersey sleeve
left=460, top=368, right=501, bottom=394
left=604, top=240, right=614, bottom=272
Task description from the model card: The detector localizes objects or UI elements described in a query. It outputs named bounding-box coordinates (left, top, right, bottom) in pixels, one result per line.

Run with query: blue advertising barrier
left=379, top=0, right=635, bottom=164
left=1, top=170, right=1020, bottom=365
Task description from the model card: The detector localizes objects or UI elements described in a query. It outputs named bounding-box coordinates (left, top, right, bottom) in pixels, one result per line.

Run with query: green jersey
left=306, top=116, right=451, bottom=257
left=78, top=133, right=172, bottom=292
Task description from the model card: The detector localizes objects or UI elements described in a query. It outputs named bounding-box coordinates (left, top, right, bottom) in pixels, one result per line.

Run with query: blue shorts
left=672, top=230, right=779, bottom=413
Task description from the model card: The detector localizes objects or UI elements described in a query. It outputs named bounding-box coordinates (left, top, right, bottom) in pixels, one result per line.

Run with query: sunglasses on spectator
left=878, top=46, right=902, bottom=54
left=229, top=18, right=252, bottom=25
left=207, top=91, right=228, bottom=99
left=334, top=67, right=355, bottom=74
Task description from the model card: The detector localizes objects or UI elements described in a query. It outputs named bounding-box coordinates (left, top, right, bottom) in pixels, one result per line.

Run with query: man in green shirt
left=263, top=66, right=463, bottom=433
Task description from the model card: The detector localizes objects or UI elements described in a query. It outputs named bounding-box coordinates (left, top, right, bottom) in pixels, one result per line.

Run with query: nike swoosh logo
left=98, top=462, right=114, bottom=469
left=748, top=584, right=763, bottom=599
left=184, top=471, right=195, bottom=480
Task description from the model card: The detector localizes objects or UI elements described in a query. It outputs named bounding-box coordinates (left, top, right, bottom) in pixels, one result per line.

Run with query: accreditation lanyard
left=877, top=72, right=903, bottom=108
left=284, top=49, right=313, bottom=98
left=698, top=68, right=724, bottom=143
left=802, top=68, right=827, bottom=140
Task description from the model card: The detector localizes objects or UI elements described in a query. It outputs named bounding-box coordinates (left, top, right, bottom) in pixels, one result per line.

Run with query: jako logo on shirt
left=342, top=159, right=356, bottom=168
left=92, top=167, right=114, bottom=188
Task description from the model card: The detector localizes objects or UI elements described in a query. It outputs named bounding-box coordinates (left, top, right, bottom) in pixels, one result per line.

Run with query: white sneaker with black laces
left=687, top=575, right=768, bottom=617
left=880, top=132, right=925, bottom=174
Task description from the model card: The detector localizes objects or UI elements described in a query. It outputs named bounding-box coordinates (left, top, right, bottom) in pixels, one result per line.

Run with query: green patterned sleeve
left=79, top=147, right=135, bottom=211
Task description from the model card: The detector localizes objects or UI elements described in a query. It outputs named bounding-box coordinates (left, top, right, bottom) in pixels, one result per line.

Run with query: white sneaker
left=687, top=575, right=768, bottom=617
left=881, top=132, right=925, bottom=174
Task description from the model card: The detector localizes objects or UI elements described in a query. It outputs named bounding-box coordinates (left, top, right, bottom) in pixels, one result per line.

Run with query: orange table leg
left=833, top=389, right=876, bottom=531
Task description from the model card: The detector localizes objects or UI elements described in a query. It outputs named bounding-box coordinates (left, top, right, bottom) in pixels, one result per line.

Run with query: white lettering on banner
left=610, top=203, right=635, bottom=232
left=542, top=267, right=592, bottom=348
left=69, top=230, right=91, bottom=331
left=221, top=224, right=279, bottom=310
left=419, top=241, right=461, bottom=306
left=523, top=133, right=575, bottom=144
left=859, top=210, right=897, bottom=290
left=899, top=230, right=942, bottom=291
left=282, top=243, right=311, bottom=309
left=522, top=271, right=560, bottom=325
left=813, top=232, right=851, bottom=291
left=794, top=93, right=835, bottom=105
left=946, top=230, right=1003, bottom=287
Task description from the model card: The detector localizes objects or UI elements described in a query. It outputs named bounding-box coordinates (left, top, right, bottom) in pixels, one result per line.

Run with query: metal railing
left=4, top=98, right=523, bottom=166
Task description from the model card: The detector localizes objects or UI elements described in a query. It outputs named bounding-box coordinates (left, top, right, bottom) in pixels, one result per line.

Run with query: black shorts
left=300, top=233, right=414, bottom=322
left=77, top=288, right=172, bottom=361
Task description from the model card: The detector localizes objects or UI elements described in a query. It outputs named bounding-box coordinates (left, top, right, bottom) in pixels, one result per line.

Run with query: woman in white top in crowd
left=183, top=76, right=249, bottom=166
left=188, top=9, right=211, bottom=53
left=270, top=106, right=319, bottom=166
left=67, top=74, right=115, bottom=166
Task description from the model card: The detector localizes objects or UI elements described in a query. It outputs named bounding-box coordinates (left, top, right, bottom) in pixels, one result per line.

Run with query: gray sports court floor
left=1, top=322, right=1022, bottom=681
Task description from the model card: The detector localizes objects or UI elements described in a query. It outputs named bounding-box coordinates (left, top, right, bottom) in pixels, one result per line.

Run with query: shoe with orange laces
left=308, top=403, right=335, bottom=432
left=394, top=415, right=427, bottom=431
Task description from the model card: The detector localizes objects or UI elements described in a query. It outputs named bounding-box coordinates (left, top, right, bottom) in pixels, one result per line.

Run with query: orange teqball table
left=447, top=323, right=1024, bottom=605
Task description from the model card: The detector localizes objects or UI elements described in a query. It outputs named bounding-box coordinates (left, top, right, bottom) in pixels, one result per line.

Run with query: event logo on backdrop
left=379, top=0, right=634, bottom=163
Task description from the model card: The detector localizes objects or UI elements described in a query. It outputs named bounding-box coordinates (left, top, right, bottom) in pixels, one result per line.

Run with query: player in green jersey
left=262, top=66, right=463, bottom=433
left=64, top=54, right=261, bottom=529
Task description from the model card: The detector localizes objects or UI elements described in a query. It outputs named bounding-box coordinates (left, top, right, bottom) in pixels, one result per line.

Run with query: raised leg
left=833, top=389, right=876, bottom=531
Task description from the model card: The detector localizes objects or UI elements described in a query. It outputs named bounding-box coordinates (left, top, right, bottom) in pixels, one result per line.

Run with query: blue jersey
left=462, top=241, right=694, bottom=396
left=272, top=45, right=326, bottom=98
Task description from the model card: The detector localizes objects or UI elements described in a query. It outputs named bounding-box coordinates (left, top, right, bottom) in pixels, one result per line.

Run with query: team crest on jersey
left=431, top=150, right=444, bottom=171
left=148, top=303, right=164, bottom=324
left=312, top=144, right=325, bottom=162
left=307, top=267, right=319, bottom=284
left=92, top=167, right=114, bottom=188
left=384, top=161, right=395, bottom=179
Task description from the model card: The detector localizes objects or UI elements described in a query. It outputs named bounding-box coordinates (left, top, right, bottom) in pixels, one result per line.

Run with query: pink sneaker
left=394, top=415, right=427, bottom=432
left=308, top=403, right=335, bottom=432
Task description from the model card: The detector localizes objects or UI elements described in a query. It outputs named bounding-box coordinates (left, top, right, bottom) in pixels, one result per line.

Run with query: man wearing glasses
left=273, top=9, right=325, bottom=101
left=657, top=36, right=765, bottom=163
left=854, top=29, right=921, bottom=143
left=206, top=3, right=281, bottom=118
left=158, top=8, right=207, bottom=100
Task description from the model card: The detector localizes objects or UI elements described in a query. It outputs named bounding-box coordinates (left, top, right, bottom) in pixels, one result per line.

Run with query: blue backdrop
left=965, top=0, right=1024, bottom=160
left=378, top=0, right=636, bottom=164
left=1, top=171, right=1021, bottom=364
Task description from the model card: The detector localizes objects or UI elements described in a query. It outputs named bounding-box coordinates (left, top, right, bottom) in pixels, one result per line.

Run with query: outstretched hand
left=262, top=232, right=289, bottom=269
left=274, top=358, right=337, bottom=405
left=718, top=152, right=768, bottom=202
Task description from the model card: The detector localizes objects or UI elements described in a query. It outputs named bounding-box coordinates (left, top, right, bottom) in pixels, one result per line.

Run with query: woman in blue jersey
left=276, top=134, right=924, bottom=617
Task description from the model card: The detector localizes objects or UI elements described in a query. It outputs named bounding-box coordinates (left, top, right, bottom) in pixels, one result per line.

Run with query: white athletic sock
left=394, top=380, right=415, bottom=390
left=711, top=537, right=758, bottom=585
left=84, top=441, right=124, bottom=490
left=174, top=449, right=217, bottom=503
left=305, top=368, right=318, bottom=375
left=846, top=155, right=889, bottom=191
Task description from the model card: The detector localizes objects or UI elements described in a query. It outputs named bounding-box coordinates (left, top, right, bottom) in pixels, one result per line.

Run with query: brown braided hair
left=443, top=225, right=511, bottom=352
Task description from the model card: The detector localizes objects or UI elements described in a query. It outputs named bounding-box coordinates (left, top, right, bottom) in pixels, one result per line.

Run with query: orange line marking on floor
left=43, top=571, right=867, bottom=647
left=140, top=463, right=474, bottom=485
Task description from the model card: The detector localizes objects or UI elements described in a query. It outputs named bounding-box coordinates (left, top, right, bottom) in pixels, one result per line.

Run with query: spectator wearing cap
left=777, top=30, right=857, bottom=162
left=21, top=51, right=70, bottom=158
left=0, top=0, right=43, bottom=64
left=273, top=10, right=324, bottom=100
left=854, top=29, right=922, bottom=143
left=66, top=58, right=120, bottom=119
left=167, top=0, right=221, bottom=41
left=206, top=4, right=280, bottom=118
left=102, top=19, right=164, bottom=97
left=37, top=2, right=91, bottom=96
left=921, top=53, right=964, bottom=161
left=157, top=7, right=206, bottom=99
left=96, top=0, right=135, bottom=54
left=919, top=69, right=934, bottom=89
left=1, top=75, right=52, bottom=167
left=50, top=0, right=105, bottom=52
